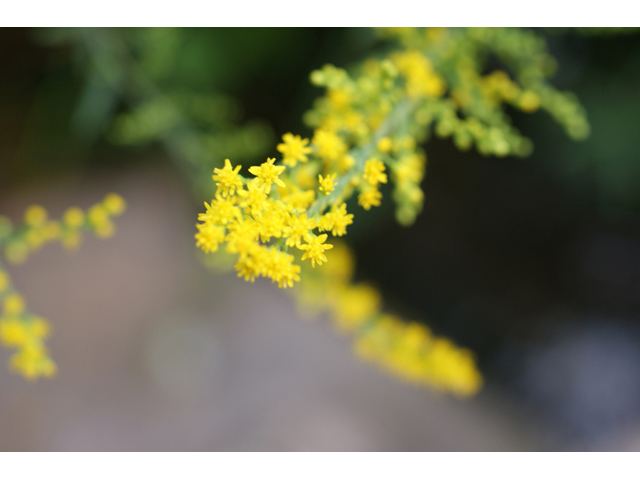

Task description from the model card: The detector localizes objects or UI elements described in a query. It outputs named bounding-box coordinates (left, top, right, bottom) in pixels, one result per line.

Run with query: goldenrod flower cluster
left=0, top=273, right=55, bottom=380
left=195, top=157, right=347, bottom=287
left=0, top=193, right=126, bottom=379
left=295, top=242, right=482, bottom=396
left=0, top=193, right=127, bottom=266
left=195, top=28, right=591, bottom=395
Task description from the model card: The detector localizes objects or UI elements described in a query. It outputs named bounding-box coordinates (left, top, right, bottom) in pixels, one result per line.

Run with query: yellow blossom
left=358, top=187, right=382, bottom=210
left=237, top=181, right=268, bottom=217
left=234, top=245, right=267, bottom=282
left=213, top=159, right=244, bottom=197
left=519, top=90, right=541, bottom=113
left=225, top=220, right=260, bottom=256
left=88, top=205, right=115, bottom=238
left=299, top=234, right=333, bottom=267
left=199, top=194, right=242, bottom=226
left=103, top=193, right=127, bottom=216
left=264, top=249, right=301, bottom=288
left=394, top=153, right=425, bottom=184
left=312, top=129, right=347, bottom=163
left=24, top=205, right=48, bottom=227
left=318, top=173, right=337, bottom=195
left=337, top=155, right=355, bottom=173
left=280, top=186, right=315, bottom=212
left=63, top=207, right=85, bottom=228
left=195, top=222, right=226, bottom=253
left=277, top=133, right=312, bottom=168
left=0, top=318, right=31, bottom=347
left=318, top=203, right=353, bottom=237
left=282, top=213, right=316, bottom=247
left=248, top=158, right=286, bottom=194
left=377, top=137, right=392, bottom=153
left=331, top=283, right=381, bottom=331
left=9, top=344, right=57, bottom=380
left=363, top=159, right=388, bottom=186
left=255, top=201, right=288, bottom=242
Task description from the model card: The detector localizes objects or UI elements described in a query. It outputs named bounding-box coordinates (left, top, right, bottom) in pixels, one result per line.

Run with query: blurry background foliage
left=2, top=27, right=640, bottom=446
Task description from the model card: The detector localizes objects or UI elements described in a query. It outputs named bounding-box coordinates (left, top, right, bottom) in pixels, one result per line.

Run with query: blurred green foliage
left=0, top=28, right=378, bottom=196
left=2, top=28, right=640, bottom=213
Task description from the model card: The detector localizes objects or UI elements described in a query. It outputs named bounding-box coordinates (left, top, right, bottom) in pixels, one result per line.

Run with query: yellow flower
left=337, top=155, right=355, bottom=173
left=280, top=186, right=315, bottom=212
left=320, top=241, right=355, bottom=282
left=24, top=205, right=48, bottom=227
left=195, top=222, right=226, bottom=253
left=392, top=50, right=446, bottom=99
left=282, top=213, right=316, bottom=247
left=328, top=203, right=353, bottom=236
left=225, top=220, right=260, bottom=256
left=234, top=245, right=268, bottom=282
left=0, top=318, right=30, bottom=347
left=255, top=200, right=288, bottom=242
left=312, top=129, right=347, bottom=163
left=519, top=90, right=540, bottom=113
left=198, top=194, right=242, bottom=226
left=327, top=88, right=351, bottom=110
left=377, top=137, right=392, bottom=153
left=9, top=344, right=57, bottom=380
left=103, top=193, right=127, bottom=216
left=237, top=181, right=268, bottom=217
left=363, top=159, right=388, bottom=186
left=63, top=207, right=85, bottom=229
left=331, top=283, right=380, bottom=331
left=299, top=234, right=333, bottom=267
left=394, top=153, right=425, bottom=184
left=213, top=159, right=243, bottom=197
left=318, top=173, right=337, bottom=195
left=265, top=249, right=301, bottom=288
left=248, top=158, right=286, bottom=194
left=88, top=204, right=115, bottom=238
left=358, top=187, right=382, bottom=210
left=277, top=133, right=312, bottom=168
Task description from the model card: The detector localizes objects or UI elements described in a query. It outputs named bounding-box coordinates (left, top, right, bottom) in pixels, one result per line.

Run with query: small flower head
left=312, top=129, right=347, bottom=163
left=195, top=222, right=226, bottom=253
left=282, top=213, right=316, bottom=248
left=103, top=193, right=127, bottom=216
left=198, top=194, right=242, bottom=226
left=277, top=133, right=313, bottom=168
left=363, top=159, right=388, bottom=186
left=358, top=187, right=382, bottom=211
left=299, top=234, right=334, bottom=267
left=265, top=249, right=301, bottom=288
left=328, top=203, right=353, bottom=237
left=248, top=158, right=286, bottom=194
left=63, top=207, right=85, bottom=229
left=24, top=206, right=48, bottom=227
left=377, top=137, right=392, bottom=153
left=213, top=159, right=244, bottom=197
left=318, top=173, right=337, bottom=195
left=519, top=90, right=540, bottom=113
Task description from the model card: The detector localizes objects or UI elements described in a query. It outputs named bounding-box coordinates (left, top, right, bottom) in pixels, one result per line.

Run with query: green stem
left=306, top=98, right=416, bottom=218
